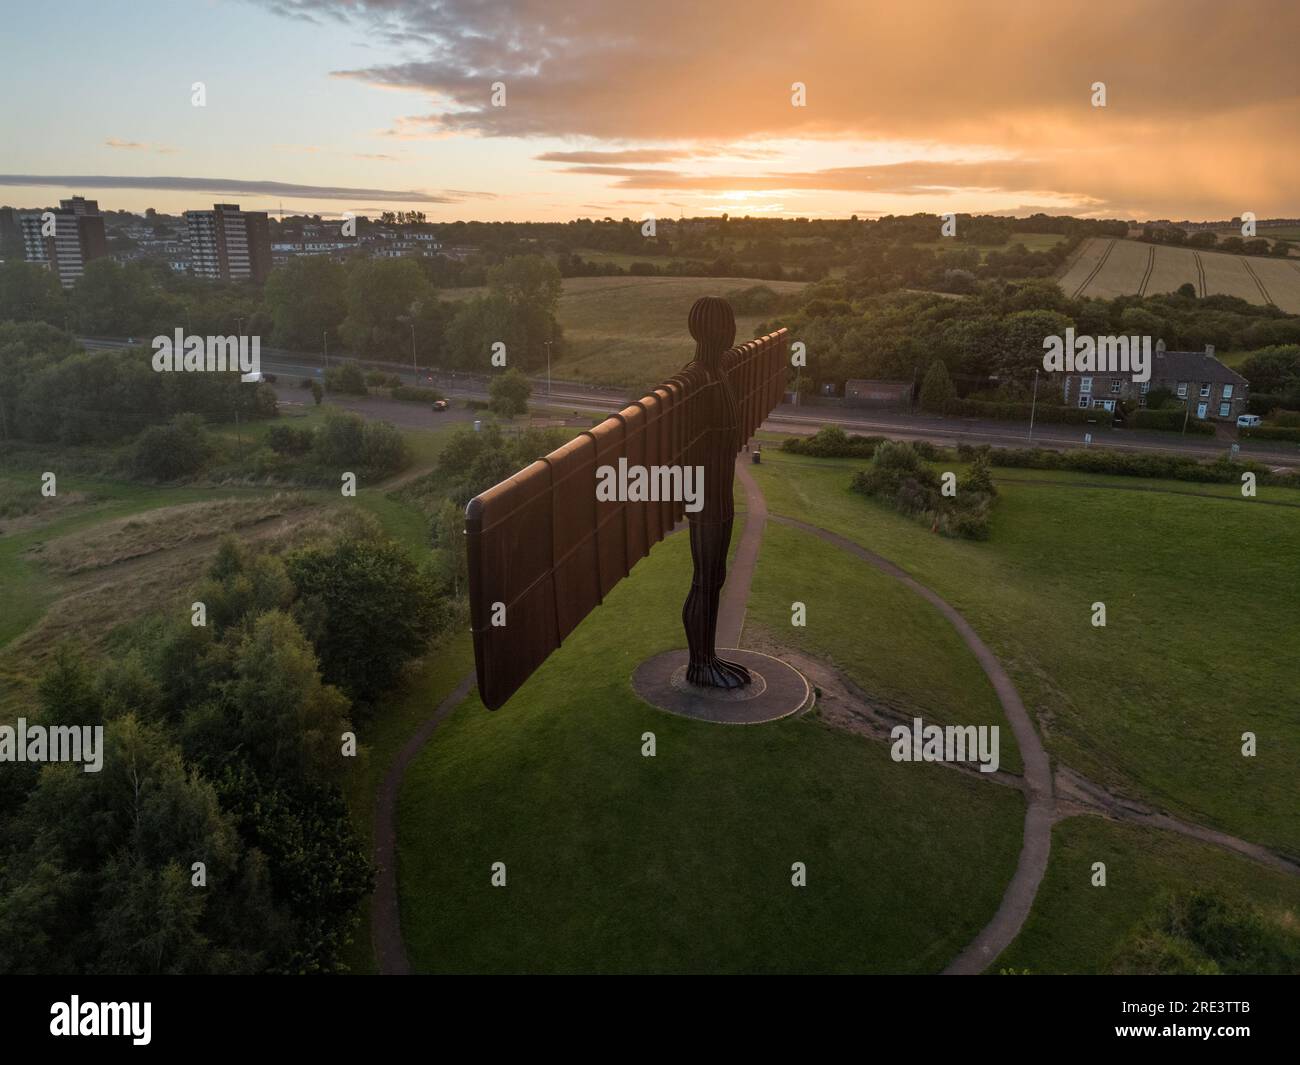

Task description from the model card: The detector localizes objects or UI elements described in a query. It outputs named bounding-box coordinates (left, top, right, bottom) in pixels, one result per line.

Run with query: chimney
left=1156, top=338, right=1166, bottom=353
left=1205, top=343, right=1215, bottom=358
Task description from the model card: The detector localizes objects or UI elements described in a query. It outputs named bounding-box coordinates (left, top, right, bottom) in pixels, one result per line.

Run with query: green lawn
left=746, top=520, right=1022, bottom=773
left=751, top=449, right=1300, bottom=855
left=396, top=527, right=1024, bottom=973
left=995, top=816, right=1300, bottom=973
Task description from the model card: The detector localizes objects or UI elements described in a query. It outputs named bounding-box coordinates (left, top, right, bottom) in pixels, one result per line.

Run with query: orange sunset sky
left=2, top=0, right=1297, bottom=221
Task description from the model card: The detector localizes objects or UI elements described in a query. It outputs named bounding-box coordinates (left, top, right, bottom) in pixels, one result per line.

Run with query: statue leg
left=683, top=518, right=752, bottom=689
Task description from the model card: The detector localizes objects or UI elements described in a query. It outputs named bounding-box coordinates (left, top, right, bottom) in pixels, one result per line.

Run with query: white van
left=1236, top=414, right=1261, bottom=428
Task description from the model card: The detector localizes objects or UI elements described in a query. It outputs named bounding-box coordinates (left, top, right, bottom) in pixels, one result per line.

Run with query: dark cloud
left=0, top=174, right=491, bottom=203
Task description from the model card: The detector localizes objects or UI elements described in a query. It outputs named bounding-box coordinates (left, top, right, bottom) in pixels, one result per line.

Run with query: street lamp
left=397, top=315, right=416, bottom=374
left=545, top=339, right=552, bottom=396
left=1028, top=368, right=1039, bottom=444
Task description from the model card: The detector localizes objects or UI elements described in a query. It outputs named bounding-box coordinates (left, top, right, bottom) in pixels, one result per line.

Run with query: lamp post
left=398, top=314, right=417, bottom=375
left=545, top=339, right=552, bottom=396
left=1028, top=368, right=1039, bottom=444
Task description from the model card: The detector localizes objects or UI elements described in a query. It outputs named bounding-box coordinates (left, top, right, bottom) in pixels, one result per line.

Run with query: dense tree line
left=760, top=276, right=1300, bottom=399
left=0, top=525, right=446, bottom=973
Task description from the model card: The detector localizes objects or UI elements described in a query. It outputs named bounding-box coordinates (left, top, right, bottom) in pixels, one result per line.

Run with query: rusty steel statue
left=466, top=296, right=789, bottom=710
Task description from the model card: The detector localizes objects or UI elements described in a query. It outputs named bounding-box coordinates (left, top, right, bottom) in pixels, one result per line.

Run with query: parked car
left=1237, top=414, right=1262, bottom=428
left=432, top=398, right=449, bottom=412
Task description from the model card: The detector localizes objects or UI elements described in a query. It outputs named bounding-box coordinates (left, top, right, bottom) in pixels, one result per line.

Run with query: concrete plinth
left=631, top=648, right=813, bottom=724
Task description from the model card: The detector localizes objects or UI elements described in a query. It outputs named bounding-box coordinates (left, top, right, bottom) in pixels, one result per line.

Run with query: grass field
left=395, top=524, right=1025, bottom=974
left=994, top=817, right=1300, bottom=973
left=438, top=275, right=807, bottom=388
left=1059, top=236, right=1300, bottom=311
left=750, top=449, right=1300, bottom=856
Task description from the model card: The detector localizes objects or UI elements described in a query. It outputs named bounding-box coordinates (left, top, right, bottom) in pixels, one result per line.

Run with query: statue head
left=688, top=296, right=736, bottom=366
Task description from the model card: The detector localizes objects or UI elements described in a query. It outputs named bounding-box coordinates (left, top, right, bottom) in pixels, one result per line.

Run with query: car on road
left=1237, top=414, right=1262, bottom=428
left=432, top=399, right=449, bottom=412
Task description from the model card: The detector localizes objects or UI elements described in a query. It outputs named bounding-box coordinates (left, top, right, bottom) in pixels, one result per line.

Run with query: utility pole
left=1028, top=368, right=1039, bottom=444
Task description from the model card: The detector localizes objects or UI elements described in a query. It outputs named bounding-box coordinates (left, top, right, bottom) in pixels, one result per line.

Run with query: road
left=80, top=336, right=1299, bottom=468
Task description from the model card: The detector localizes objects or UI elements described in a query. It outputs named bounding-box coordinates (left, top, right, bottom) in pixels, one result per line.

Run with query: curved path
left=372, top=670, right=475, bottom=975
left=371, top=453, right=1292, bottom=975
left=766, top=513, right=1056, bottom=974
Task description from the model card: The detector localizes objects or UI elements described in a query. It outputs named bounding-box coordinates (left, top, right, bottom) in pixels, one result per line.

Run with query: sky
left=1, top=0, right=1297, bottom=223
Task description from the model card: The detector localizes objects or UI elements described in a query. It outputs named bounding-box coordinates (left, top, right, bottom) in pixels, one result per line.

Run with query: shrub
left=944, top=397, right=1097, bottom=424
left=267, top=424, right=313, bottom=455
left=364, top=371, right=389, bottom=387
left=313, top=409, right=367, bottom=467
left=362, top=420, right=410, bottom=474
left=781, top=425, right=943, bottom=460
left=391, top=385, right=445, bottom=403
left=309, top=380, right=323, bottom=406
left=324, top=361, right=367, bottom=395
left=1240, top=425, right=1300, bottom=443
left=131, top=414, right=212, bottom=480
left=963, top=452, right=997, bottom=496
left=300, top=376, right=314, bottom=389
left=1130, top=408, right=1216, bottom=434
left=850, top=440, right=994, bottom=540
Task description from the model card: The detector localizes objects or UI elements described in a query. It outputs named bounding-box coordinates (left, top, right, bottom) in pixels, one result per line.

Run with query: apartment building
left=185, top=203, right=272, bottom=282
left=17, top=196, right=108, bottom=287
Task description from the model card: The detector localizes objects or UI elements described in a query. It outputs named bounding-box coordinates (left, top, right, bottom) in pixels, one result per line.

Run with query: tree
left=338, top=258, right=434, bottom=360
left=286, top=535, right=444, bottom=706
left=919, top=358, right=956, bottom=411
left=431, top=498, right=468, bottom=597
left=263, top=257, right=346, bottom=351
left=0, top=261, right=65, bottom=325
left=132, top=413, right=213, bottom=481
left=489, top=366, right=532, bottom=417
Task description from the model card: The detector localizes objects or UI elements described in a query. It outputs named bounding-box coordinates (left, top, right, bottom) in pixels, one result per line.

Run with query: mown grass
left=396, top=527, right=1024, bottom=973
left=994, top=816, right=1300, bottom=974
left=746, top=520, right=1022, bottom=773
left=751, top=449, right=1300, bottom=855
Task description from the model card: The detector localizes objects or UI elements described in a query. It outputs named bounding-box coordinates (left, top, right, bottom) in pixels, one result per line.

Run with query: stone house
left=1058, top=344, right=1249, bottom=422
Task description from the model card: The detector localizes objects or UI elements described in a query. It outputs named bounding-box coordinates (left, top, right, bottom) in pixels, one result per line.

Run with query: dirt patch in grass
left=24, top=492, right=316, bottom=576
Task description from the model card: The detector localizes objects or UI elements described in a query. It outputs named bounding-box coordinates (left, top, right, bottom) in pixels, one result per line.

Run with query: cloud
left=0, top=174, right=490, bottom=203
left=105, top=138, right=179, bottom=154
left=252, top=0, right=1300, bottom=217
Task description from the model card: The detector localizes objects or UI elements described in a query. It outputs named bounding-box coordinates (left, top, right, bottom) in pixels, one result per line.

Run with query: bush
left=324, top=361, right=367, bottom=395
left=310, top=380, right=323, bottom=406
left=313, top=409, right=367, bottom=468
left=300, top=377, right=314, bottom=389
left=782, top=425, right=942, bottom=460
left=131, top=414, right=212, bottom=480
left=1130, top=408, right=1216, bottom=434
left=362, top=420, right=410, bottom=474
left=364, top=371, right=389, bottom=387
left=962, top=452, right=997, bottom=496
left=850, top=440, right=994, bottom=540
left=944, top=397, right=1097, bottom=424
left=267, top=424, right=313, bottom=455
left=1240, top=425, right=1300, bottom=443
left=391, top=385, right=445, bottom=403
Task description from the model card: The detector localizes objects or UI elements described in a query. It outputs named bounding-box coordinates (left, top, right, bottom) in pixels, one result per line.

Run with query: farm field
left=1058, top=237, right=1300, bottom=311
left=439, top=275, right=808, bottom=389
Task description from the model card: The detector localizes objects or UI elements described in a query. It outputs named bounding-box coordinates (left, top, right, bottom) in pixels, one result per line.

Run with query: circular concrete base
left=632, top=648, right=813, bottom=724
